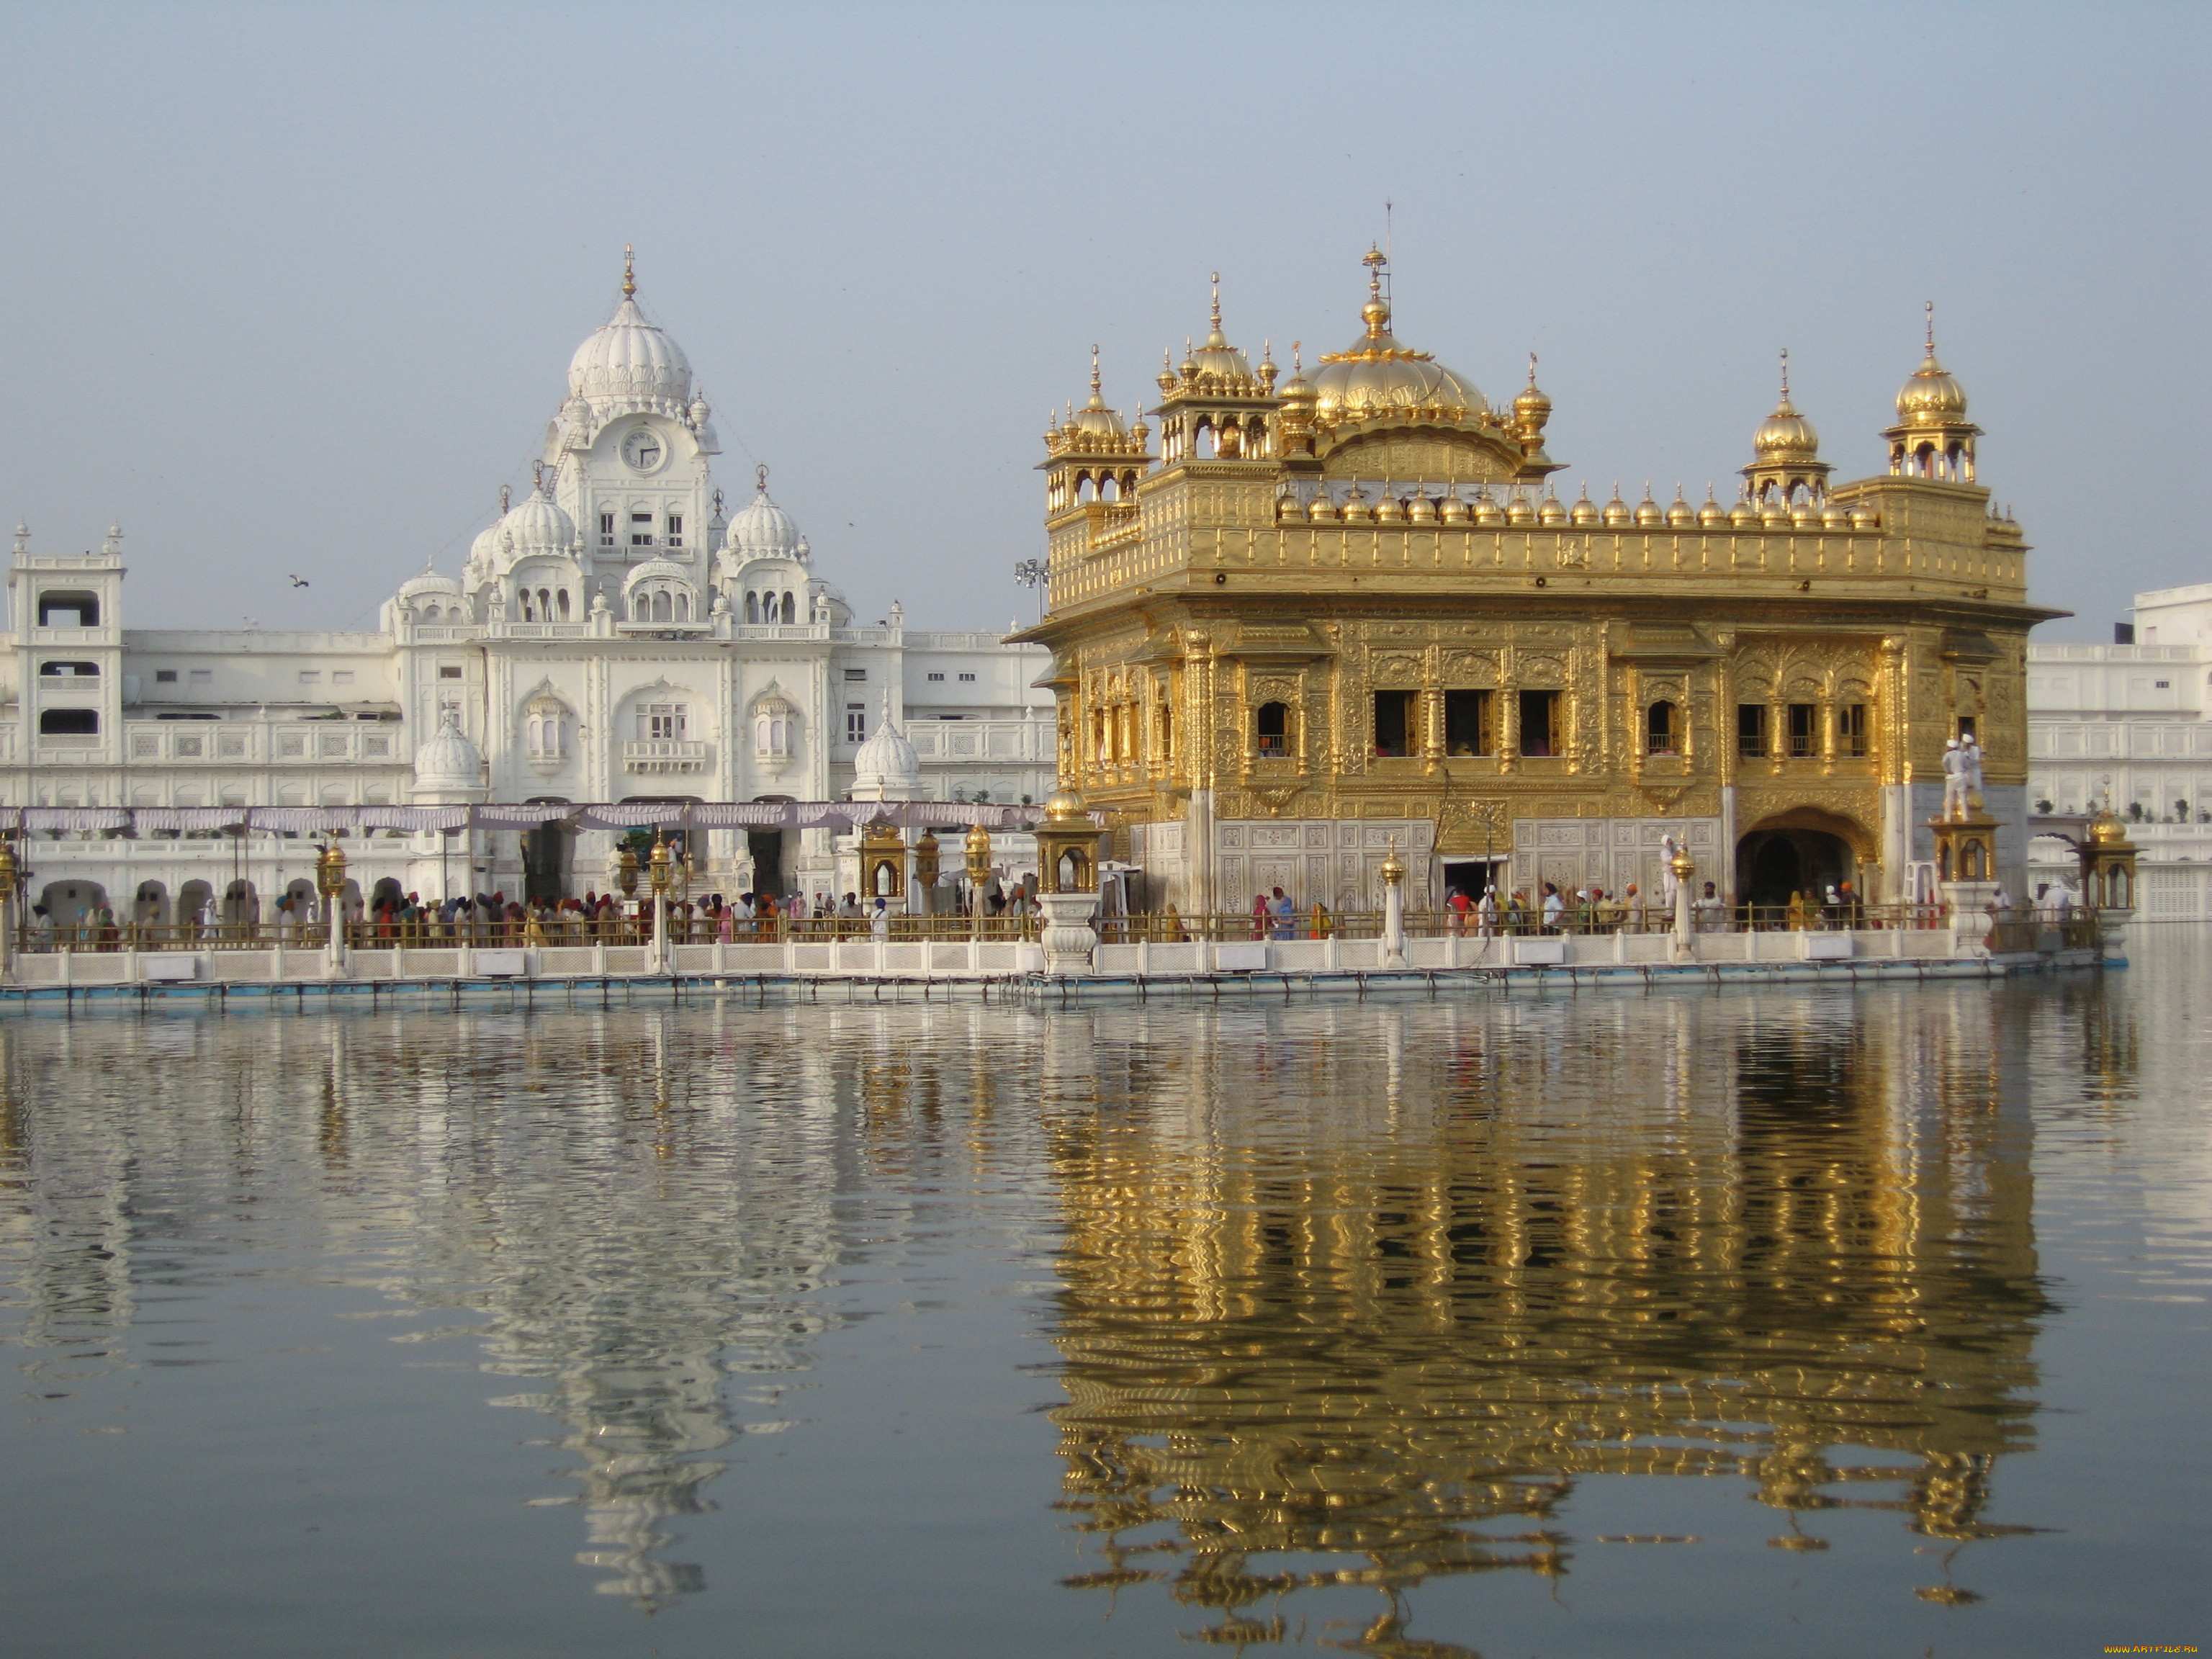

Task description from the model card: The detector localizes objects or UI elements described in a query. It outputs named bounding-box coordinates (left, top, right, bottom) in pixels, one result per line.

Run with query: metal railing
left=8, top=902, right=2099, bottom=956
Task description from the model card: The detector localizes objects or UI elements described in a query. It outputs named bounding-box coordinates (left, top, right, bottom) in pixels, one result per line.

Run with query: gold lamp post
left=1668, top=841, right=1697, bottom=959
left=964, top=822, right=992, bottom=940
left=647, top=828, right=674, bottom=974
left=318, top=835, right=349, bottom=974
left=1380, top=835, right=1408, bottom=967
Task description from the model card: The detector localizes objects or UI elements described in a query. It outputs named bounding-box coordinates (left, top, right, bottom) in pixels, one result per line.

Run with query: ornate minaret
left=1741, top=350, right=1833, bottom=508
left=1151, top=275, right=1280, bottom=469
left=1884, top=305, right=1981, bottom=483
left=1042, top=347, right=1151, bottom=517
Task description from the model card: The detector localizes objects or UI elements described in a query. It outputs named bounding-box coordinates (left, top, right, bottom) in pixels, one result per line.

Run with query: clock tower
left=540, top=248, right=723, bottom=618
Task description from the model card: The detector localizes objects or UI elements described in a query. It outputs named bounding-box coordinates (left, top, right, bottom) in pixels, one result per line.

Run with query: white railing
left=902, top=719, right=1052, bottom=762
left=116, top=721, right=405, bottom=765
left=621, top=739, right=711, bottom=773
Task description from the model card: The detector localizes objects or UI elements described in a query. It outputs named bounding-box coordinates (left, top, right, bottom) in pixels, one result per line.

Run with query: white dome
left=567, top=297, right=692, bottom=408
left=850, top=701, right=922, bottom=800
left=496, top=490, right=575, bottom=558
left=724, top=480, right=804, bottom=559
left=411, top=709, right=483, bottom=788
left=396, top=572, right=463, bottom=603
left=467, top=521, right=504, bottom=566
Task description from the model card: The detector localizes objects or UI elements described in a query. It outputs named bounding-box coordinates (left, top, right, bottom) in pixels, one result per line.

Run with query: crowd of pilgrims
left=322, top=882, right=1047, bottom=945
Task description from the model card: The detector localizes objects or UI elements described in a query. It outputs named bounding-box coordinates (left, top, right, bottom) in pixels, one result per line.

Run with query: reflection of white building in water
left=1, top=258, right=1055, bottom=925
left=2028, top=583, right=2212, bottom=921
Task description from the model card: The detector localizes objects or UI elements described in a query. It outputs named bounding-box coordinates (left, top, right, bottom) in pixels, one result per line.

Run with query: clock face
left=621, top=427, right=666, bottom=473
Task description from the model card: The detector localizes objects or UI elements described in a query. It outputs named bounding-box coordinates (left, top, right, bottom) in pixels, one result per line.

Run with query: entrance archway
left=1735, top=807, right=1869, bottom=919
left=37, top=880, right=107, bottom=928
left=521, top=809, right=570, bottom=904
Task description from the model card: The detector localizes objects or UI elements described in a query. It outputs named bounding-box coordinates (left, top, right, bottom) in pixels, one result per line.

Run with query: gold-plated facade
left=1023, top=260, right=2056, bottom=912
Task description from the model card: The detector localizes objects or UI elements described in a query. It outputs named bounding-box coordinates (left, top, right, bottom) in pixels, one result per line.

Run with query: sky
left=0, top=1, right=2203, bottom=642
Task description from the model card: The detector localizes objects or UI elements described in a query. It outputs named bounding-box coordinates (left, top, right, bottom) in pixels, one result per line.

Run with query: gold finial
left=1209, top=272, right=1221, bottom=337
left=1088, top=343, right=1102, bottom=403
left=712, top=487, right=724, bottom=516
left=1779, top=346, right=1790, bottom=400
left=755, top=462, right=768, bottom=493
left=1528, top=351, right=1539, bottom=387
left=1292, top=339, right=1303, bottom=373
left=622, top=244, right=636, bottom=300
left=499, top=482, right=511, bottom=514
left=1359, top=246, right=1390, bottom=338
left=531, top=459, right=545, bottom=495
left=1925, top=299, right=1937, bottom=357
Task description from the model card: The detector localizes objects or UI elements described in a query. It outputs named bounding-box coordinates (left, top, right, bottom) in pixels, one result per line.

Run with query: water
left=1, top=941, right=2206, bottom=1658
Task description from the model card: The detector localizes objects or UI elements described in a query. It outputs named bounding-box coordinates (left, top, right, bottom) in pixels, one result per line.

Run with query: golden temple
left=1022, top=265, right=2054, bottom=914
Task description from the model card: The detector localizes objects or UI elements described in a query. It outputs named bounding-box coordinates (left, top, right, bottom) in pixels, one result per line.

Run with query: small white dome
left=396, top=572, right=463, bottom=603
left=567, top=297, right=692, bottom=408
left=850, top=699, right=922, bottom=800
left=497, top=490, right=575, bottom=558
left=412, top=709, right=483, bottom=788
left=725, top=480, right=803, bottom=560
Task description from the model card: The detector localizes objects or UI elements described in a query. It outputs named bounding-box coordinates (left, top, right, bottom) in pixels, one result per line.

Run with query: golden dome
left=1309, top=253, right=1487, bottom=427
left=1512, top=354, right=1551, bottom=433
left=2088, top=806, right=2133, bottom=846
left=1897, top=353, right=1968, bottom=423
left=1184, top=274, right=1256, bottom=385
left=1066, top=346, right=1127, bottom=439
left=1043, top=786, right=1088, bottom=824
left=1753, top=353, right=1819, bottom=457
left=1897, top=305, right=1969, bottom=423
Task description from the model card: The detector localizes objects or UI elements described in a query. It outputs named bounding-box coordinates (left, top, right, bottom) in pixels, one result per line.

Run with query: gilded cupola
left=1308, top=250, right=1488, bottom=429
left=1742, top=349, right=1832, bottom=508
left=1885, top=304, right=1982, bottom=483
left=1296, top=250, right=1559, bottom=485
left=1152, top=277, right=1275, bottom=467
left=1043, top=349, right=1150, bottom=516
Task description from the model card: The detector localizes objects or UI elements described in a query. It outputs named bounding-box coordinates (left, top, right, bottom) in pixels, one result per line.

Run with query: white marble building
left=2028, top=581, right=2212, bottom=921
left=1, top=266, right=1055, bottom=925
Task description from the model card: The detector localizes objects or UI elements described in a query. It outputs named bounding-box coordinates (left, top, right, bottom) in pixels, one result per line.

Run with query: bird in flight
left=287, top=573, right=310, bottom=587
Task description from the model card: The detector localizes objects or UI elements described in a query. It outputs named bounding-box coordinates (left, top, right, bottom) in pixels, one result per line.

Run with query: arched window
left=40, top=660, right=99, bottom=677
left=40, top=709, right=98, bottom=736
left=557, top=589, right=570, bottom=621
left=780, top=592, right=796, bottom=624
left=745, top=592, right=760, bottom=624
left=525, top=698, right=570, bottom=762
left=1645, top=700, right=1678, bottom=756
left=753, top=698, right=796, bottom=765
left=1256, top=701, right=1290, bottom=758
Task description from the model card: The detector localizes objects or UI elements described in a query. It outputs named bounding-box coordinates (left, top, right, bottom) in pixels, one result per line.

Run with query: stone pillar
left=1038, top=893, right=1098, bottom=976
left=1943, top=879, right=2000, bottom=958
left=1930, top=809, right=2002, bottom=959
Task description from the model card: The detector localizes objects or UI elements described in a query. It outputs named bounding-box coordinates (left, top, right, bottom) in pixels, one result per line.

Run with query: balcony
left=621, top=739, right=711, bottom=775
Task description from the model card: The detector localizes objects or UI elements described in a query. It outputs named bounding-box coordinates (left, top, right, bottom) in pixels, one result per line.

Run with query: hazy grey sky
left=1, top=2, right=2202, bottom=641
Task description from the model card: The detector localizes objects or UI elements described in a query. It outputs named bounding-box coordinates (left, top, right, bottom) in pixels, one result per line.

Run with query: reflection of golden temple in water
left=0, top=976, right=2153, bottom=1639
left=1034, top=992, right=2062, bottom=1642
